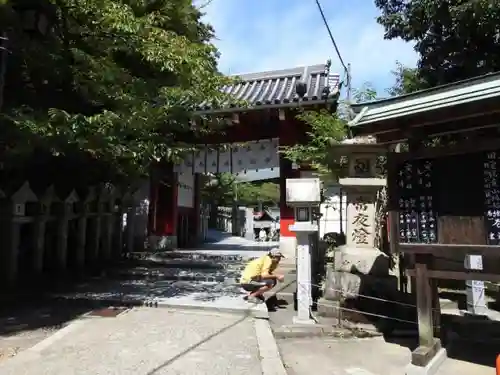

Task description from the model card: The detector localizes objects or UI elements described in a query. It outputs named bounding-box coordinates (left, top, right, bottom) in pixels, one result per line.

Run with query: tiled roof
left=196, top=63, right=341, bottom=113
left=349, top=72, right=500, bottom=129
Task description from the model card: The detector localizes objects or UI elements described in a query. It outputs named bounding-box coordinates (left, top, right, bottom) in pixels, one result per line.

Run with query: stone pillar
left=33, top=186, right=56, bottom=274
left=125, top=194, right=138, bottom=253
left=99, top=184, right=116, bottom=261
left=279, top=157, right=300, bottom=260
left=55, top=214, right=69, bottom=271
left=33, top=218, right=46, bottom=273
left=113, top=191, right=125, bottom=259
left=319, top=142, right=396, bottom=318
left=244, top=207, right=254, bottom=241
left=76, top=212, right=87, bottom=269
left=85, top=187, right=101, bottom=263
left=293, top=227, right=317, bottom=324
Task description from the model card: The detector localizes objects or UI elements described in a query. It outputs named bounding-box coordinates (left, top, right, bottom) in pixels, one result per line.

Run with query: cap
left=268, top=248, right=285, bottom=258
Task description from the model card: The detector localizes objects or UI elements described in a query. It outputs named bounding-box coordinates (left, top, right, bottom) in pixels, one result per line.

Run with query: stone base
left=406, top=344, right=447, bottom=375
left=317, top=298, right=340, bottom=317
left=411, top=339, right=443, bottom=366
left=333, top=245, right=390, bottom=276
left=292, top=316, right=316, bottom=325
left=323, top=269, right=398, bottom=301
left=272, top=324, right=352, bottom=339
left=147, top=235, right=177, bottom=250
left=279, top=236, right=296, bottom=260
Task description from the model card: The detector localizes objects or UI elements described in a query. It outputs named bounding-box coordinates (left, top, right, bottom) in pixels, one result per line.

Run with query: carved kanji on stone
left=351, top=196, right=371, bottom=245
left=352, top=212, right=369, bottom=227
left=352, top=227, right=370, bottom=245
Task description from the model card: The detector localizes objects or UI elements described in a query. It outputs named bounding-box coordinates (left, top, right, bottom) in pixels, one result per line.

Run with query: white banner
left=205, top=148, right=218, bottom=174
left=193, top=149, right=206, bottom=174
left=174, top=138, right=279, bottom=175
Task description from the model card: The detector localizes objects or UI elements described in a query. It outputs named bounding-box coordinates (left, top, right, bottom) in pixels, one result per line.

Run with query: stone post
left=55, top=190, right=79, bottom=272
left=99, top=184, right=115, bottom=261
left=113, top=189, right=125, bottom=259
left=76, top=208, right=87, bottom=269
left=33, top=185, right=58, bottom=274
left=85, top=187, right=101, bottom=263
left=244, top=207, right=254, bottom=241
left=319, top=141, right=396, bottom=318
left=286, top=178, right=322, bottom=325
left=3, top=182, right=38, bottom=284
left=124, top=189, right=139, bottom=253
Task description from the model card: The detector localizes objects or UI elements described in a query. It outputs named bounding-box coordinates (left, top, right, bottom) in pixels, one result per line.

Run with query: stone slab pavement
left=276, top=336, right=494, bottom=375
left=0, top=308, right=285, bottom=375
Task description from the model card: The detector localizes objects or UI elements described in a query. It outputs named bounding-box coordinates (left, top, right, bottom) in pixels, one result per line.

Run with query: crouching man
left=239, top=248, right=285, bottom=304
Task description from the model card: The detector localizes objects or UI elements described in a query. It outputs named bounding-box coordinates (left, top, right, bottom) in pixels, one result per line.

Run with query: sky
left=197, top=0, right=419, bottom=181
left=199, top=0, right=419, bottom=95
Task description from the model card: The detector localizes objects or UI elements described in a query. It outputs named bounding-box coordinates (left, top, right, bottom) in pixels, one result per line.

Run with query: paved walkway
left=276, top=336, right=494, bottom=375
left=51, top=230, right=275, bottom=313
left=0, top=308, right=277, bottom=375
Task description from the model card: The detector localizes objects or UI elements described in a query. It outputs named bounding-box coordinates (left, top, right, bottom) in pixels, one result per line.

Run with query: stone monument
left=318, top=138, right=396, bottom=319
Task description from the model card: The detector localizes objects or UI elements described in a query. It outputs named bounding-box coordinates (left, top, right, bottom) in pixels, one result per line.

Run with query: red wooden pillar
left=278, top=115, right=303, bottom=259
left=148, top=163, right=178, bottom=249
left=279, top=156, right=300, bottom=237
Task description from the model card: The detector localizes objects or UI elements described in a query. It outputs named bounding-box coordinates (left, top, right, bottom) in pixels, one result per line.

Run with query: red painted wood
left=152, top=108, right=310, bottom=242
left=150, top=163, right=178, bottom=236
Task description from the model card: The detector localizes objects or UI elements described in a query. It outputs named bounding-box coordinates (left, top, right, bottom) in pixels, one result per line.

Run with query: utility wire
left=314, top=0, right=348, bottom=73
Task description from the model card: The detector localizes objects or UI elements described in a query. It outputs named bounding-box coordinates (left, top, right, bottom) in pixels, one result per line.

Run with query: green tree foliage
left=237, top=181, right=279, bottom=207
left=387, top=61, right=426, bottom=96
left=201, top=172, right=279, bottom=207
left=280, top=109, right=347, bottom=178
left=1, top=0, right=230, bottom=182
left=375, top=0, right=500, bottom=87
left=281, top=84, right=379, bottom=179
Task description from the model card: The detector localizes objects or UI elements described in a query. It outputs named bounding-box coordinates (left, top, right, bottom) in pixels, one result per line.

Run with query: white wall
left=177, top=172, right=194, bottom=208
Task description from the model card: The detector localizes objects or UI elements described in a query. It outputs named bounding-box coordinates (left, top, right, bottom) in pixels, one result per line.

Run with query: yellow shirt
left=240, top=255, right=276, bottom=283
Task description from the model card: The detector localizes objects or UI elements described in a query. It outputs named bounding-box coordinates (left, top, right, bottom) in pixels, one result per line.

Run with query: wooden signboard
left=388, top=149, right=500, bottom=246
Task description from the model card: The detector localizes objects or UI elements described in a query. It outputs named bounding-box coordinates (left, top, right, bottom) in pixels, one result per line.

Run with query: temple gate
left=147, top=62, right=341, bottom=257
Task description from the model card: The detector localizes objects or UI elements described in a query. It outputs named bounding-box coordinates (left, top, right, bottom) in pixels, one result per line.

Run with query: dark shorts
left=240, top=277, right=276, bottom=292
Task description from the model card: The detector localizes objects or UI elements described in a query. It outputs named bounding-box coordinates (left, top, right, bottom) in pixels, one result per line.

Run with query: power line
left=314, top=0, right=349, bottom=75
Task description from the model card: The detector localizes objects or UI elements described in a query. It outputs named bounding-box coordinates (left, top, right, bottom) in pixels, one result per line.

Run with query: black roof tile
left=196, top=63, right=340, bottom=113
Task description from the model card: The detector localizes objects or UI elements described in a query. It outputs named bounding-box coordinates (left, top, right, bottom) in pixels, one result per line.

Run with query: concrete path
left=0, top=308, right=283, bottom=375
left=277, top=336, right=494, bottom=375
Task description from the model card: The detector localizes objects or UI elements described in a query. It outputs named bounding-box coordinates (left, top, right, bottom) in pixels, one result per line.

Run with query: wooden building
left=348, top=72, right=500, bottom=370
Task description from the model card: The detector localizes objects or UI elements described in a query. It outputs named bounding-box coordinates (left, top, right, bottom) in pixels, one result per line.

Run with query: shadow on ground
left=376, top=293, right=500, bottom=369
left=188, top=243, right=278, bottom=252
left=0, top=253, right=251, bottom=339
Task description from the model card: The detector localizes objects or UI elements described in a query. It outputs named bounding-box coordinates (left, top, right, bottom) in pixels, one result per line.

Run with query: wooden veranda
left=349, top=72, right=500, bottom=368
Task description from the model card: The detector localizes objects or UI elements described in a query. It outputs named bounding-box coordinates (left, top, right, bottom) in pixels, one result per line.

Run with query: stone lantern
left=318, top=138, right=396, bottom=318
